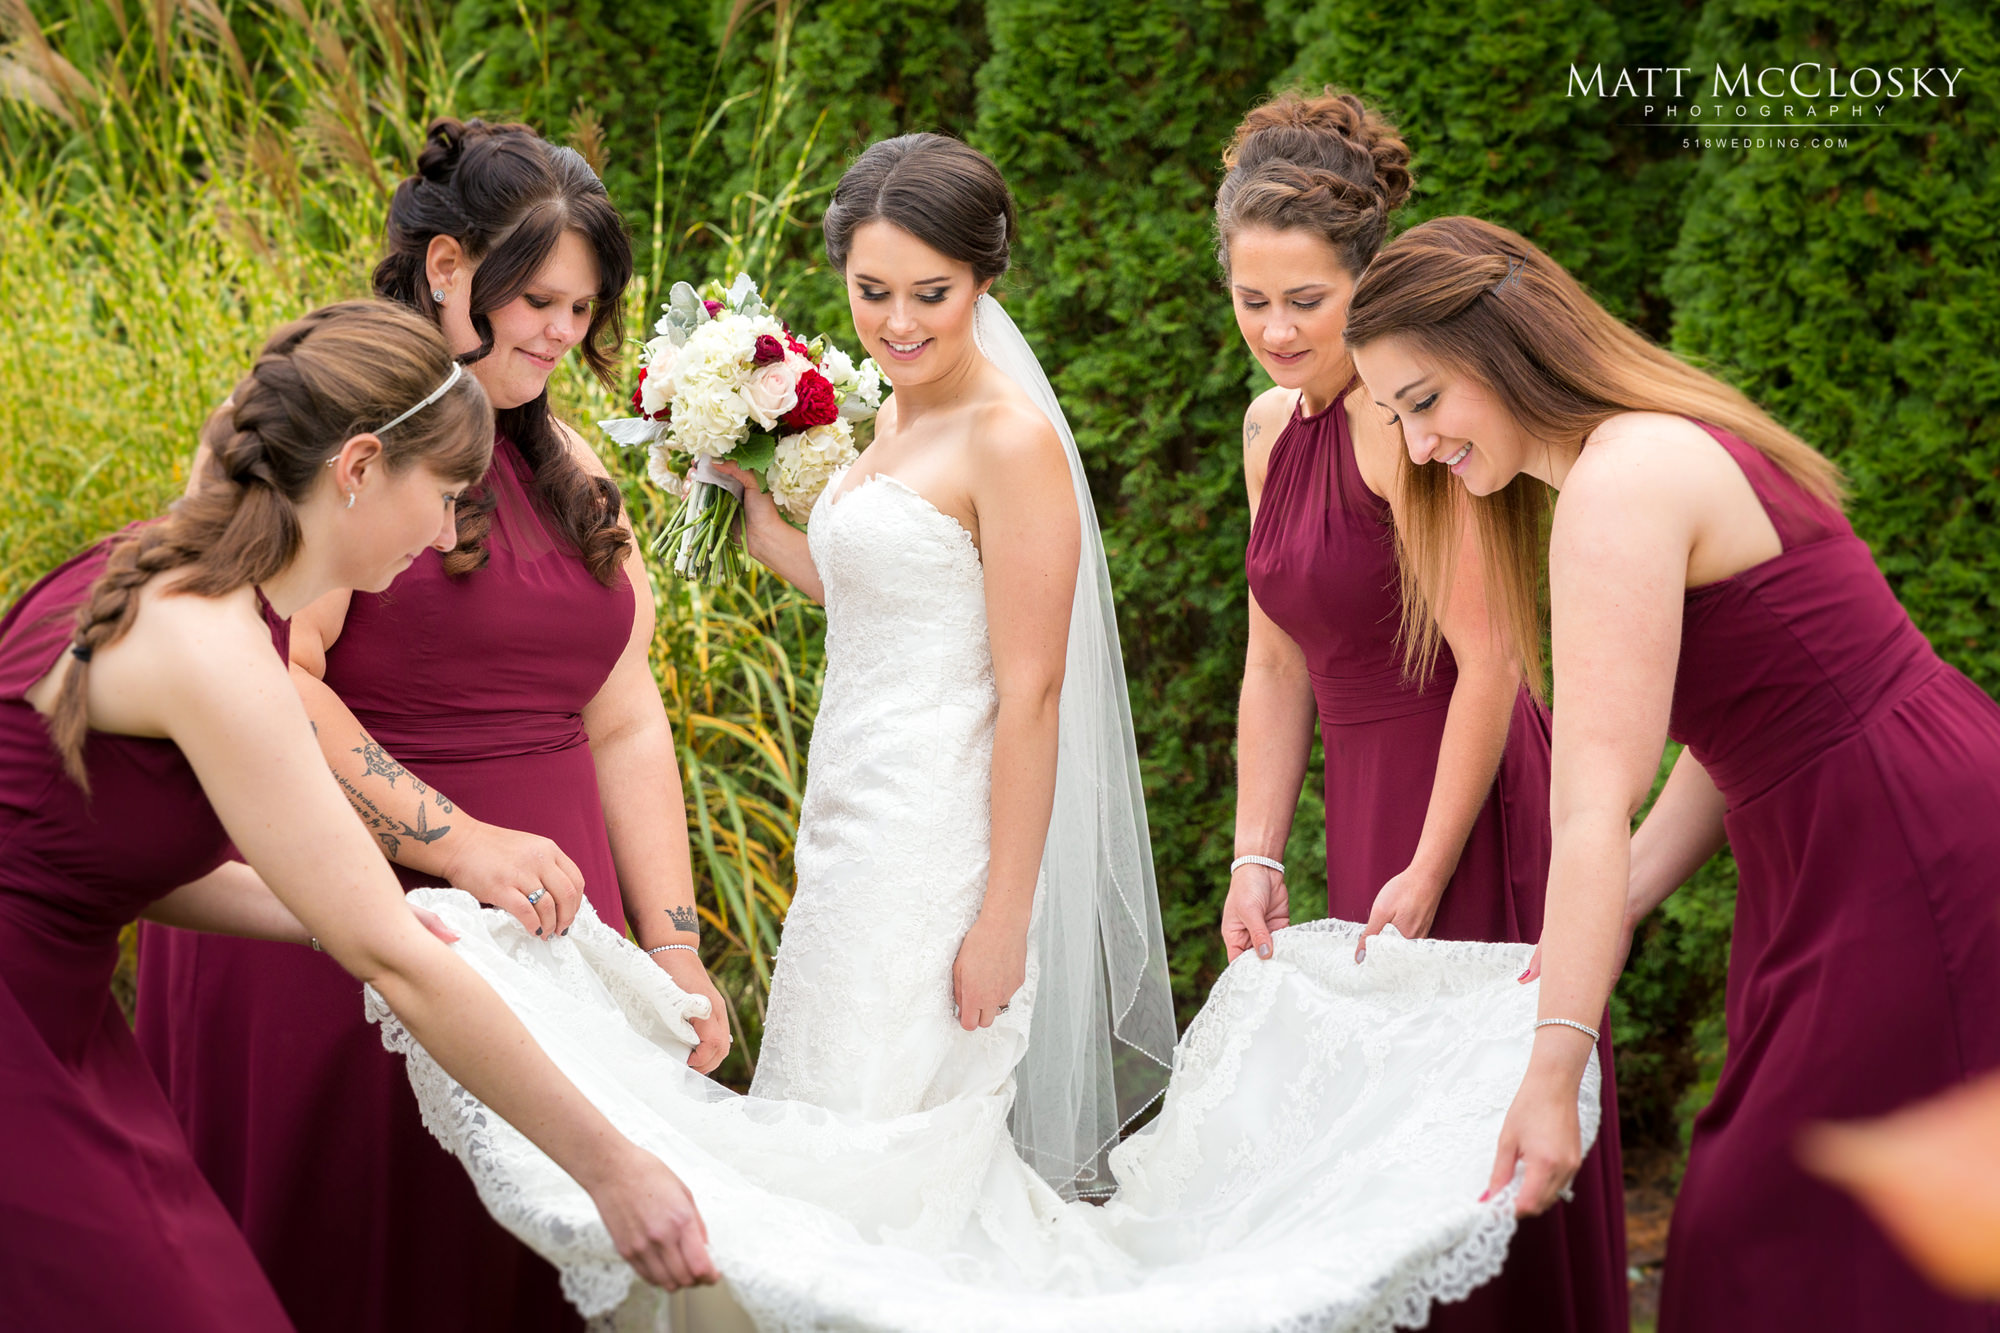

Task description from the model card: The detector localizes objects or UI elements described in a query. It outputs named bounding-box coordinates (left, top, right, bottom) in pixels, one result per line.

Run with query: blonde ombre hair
left=1343, top=216, right=1842, bottom=697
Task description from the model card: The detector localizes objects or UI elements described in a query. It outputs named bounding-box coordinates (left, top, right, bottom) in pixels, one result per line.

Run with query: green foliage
left=974, top=0, right=1290, bottom=1009
left=1665, top=0, right=2000, bottom=692
left=1271, top=0, right=1696, bottom=331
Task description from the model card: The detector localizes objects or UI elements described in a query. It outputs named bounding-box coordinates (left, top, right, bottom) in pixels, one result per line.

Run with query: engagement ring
left=526, top=888, right=547, bottom=906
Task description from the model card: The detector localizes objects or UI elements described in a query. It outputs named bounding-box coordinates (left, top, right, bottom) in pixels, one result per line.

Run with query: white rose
left=838, top=357, right=885, bottom=420
left=741, top=360, right=799, bottom=430
left=819, top=343, right=856, bottom=390
left=638, top=345, right=679, bottom=417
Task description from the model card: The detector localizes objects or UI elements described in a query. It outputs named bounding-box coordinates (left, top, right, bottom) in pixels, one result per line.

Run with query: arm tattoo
left=668, top=905, right=700, bottom=934
left=435, top=789, right=455, bottom=814
left=1245, top=419, right=1262, bottom=445
left=351, top=737, right=431, bottom=797
left=394, top=800, right=450, bottom=846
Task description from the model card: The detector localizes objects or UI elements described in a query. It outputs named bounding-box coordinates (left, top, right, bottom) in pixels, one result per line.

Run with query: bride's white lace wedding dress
left=371, top=298, right=1599, bottom=1330
left=748, top=470, right=1038, bottom=1122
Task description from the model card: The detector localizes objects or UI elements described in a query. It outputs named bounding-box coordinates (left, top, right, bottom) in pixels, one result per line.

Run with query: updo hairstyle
left=374, top=117, right=633, bottom=584
left=823, top=133, right=1017, bottom=284
left=52, top=300, right=493, bottom=789
left=1215, top=87, right=1413, bottom=278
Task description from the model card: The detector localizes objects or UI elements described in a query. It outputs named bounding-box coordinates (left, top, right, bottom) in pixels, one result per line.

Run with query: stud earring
left=346, top=490, right=355, bottom=509
left=432, top=288, right=447, bottom=304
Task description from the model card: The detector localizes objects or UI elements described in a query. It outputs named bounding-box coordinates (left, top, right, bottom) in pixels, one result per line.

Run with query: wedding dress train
left=376, top=893, right=1597, bottom=1332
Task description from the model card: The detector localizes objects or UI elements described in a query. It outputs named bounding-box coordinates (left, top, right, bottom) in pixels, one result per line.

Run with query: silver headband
left=376, top=362, right=464, bottom=433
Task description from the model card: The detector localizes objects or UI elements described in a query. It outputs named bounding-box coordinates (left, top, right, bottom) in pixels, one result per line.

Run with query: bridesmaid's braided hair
left=50, top=301, right=493, bottom=790
left=1215, top=87, right=1413, bottom=278
left=374, top=117, right=633, bottom=584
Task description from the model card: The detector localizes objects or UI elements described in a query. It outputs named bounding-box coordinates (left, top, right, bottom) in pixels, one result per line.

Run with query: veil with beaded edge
left=972, top=292, right=1179, bottom=1197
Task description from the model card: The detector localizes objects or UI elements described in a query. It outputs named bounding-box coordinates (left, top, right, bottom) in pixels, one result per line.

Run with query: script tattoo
left=668, top=905, right=700, bottom=934
left=334, top=771, right=401, bottom=859
left=435, top=789, right=455, bottom=814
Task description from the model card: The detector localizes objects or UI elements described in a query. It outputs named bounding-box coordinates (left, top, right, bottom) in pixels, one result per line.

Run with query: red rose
left=786, top=332, right=811, bottom=358
left=752, top=334, right=786, bottom=366
left=782, top=369, right=839, bottom=430
left=631, top=368, right=648, bottom=417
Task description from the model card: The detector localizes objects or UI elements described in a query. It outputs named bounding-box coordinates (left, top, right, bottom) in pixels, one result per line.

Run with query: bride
left=372, top=135, right=1603, bottom=1331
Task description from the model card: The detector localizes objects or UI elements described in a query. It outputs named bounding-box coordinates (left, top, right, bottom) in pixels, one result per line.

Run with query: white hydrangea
left=769, top=419, right=858, bottom=522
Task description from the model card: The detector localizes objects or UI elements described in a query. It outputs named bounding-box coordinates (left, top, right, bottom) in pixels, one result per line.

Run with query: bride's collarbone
left=840, top=434, right=982, bottom=549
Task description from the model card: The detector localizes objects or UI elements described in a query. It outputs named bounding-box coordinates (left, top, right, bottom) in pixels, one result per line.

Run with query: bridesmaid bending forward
left=1348, top=215, right=2000, bottom=1333
left=138, top=120, right=728, bottom=1333
left=0, top=302, right=712, bottom=1332
left=1214, top=89, right=1627, bottom=1333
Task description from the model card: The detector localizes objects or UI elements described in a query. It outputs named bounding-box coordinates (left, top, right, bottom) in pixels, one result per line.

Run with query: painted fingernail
left=1478, top=1189, right=1491, bottom=1202
left=1257, top=943, right=1271, bottom=959
left=1518, top=969, right=1531, bottom=983
left=536, top=928, right=544, bottom=936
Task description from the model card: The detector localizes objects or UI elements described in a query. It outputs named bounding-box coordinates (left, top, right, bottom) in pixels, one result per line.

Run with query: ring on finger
left=525, top=888, right=547, bottom=906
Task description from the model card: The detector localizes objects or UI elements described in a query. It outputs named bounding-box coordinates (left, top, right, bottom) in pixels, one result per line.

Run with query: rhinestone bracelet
left=645, top=943, right=699, bottom=958
left=1534, top=1017, right=1600, bottom=1043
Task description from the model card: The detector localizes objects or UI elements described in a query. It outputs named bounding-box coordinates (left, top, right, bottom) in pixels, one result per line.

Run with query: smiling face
left=843, top=219, right=989, bottom=392
left=1228, top=226, right=1358, bottom=404
left=1351, top=335, right=1542, bottom=496
left=432, top=228, right=601, bottom=411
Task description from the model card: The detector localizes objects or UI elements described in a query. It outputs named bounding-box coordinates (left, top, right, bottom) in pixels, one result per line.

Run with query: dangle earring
left=346, top=490, right=356, bottom=509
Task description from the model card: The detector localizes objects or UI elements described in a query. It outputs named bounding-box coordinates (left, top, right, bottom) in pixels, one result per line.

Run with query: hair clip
left=71, top=643, right=93, bottom=663
left=1495, top=254, right=1526, bottom=293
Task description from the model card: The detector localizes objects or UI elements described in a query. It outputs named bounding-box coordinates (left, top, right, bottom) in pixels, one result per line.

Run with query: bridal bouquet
left=600, top=273, right=884, bottom=584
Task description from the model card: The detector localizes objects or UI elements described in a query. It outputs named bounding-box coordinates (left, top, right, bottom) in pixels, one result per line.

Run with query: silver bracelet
left=645, top=943, right=699, bottom=958
left=1534, top=1018, right=1600, bottom=1043
left=1229, top=854, right=1285, bottom=875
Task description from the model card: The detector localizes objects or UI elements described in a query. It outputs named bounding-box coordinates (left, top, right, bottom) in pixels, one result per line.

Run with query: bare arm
left=114, top=593, right=714, bottom=1289
left=1490, top=442, right=1689, bottom=1218
left=1626, top=746, right=1729, bottom=929
left=565, top=428, right=731, bottom=1074
left=953, top=406, right=1080, bottom=1031
left=1224, top=389, right=1315, bottom=962
left=141, top=860, right=311, bottom=941
left=1358, top=494, right=1520, bottom=956
left=140, top=858, right=462, bottom=947
left=288, top=590, right=586, bottom=941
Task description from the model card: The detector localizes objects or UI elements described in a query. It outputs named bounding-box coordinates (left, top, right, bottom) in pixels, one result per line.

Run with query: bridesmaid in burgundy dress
left=2, top=302, right=713, bottom=1329
left=1347, top=215, right=2000, bottom=1332
left=137, top=121, right=731, bottom=1333
left=141, top=116, right=732, bottom=1328
left=1214, top=91, right=1628, bottom=1332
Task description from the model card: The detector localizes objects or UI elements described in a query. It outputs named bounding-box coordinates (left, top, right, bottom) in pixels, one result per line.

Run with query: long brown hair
left=51, top=301, right=493, bottom=789
left=1343, top=215, right=1843, bottom=695
left=1214, top=86, right=1412, bottom=277
left=374, top=117, right=633, bottom=584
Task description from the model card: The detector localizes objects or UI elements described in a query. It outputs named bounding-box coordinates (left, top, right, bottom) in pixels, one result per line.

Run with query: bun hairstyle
left=823, top=133, right=1017, bottom=284
left=1343, top=215, right=1843, bottom=696
left=52, top=301, right=492, bottom=789
left=1215, top=87, right=1413, bottom=278
left=374, top=117, right=633, bottom=584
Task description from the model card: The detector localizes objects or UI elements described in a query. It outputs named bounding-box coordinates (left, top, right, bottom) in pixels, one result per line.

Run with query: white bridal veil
left=972, top=293, right=1179, bottom=1197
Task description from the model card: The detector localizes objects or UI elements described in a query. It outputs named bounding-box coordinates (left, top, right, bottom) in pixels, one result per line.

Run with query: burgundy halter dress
left=0, top=540, right=295, bottom=1331
left=1656, top=427, right=2000, bottom=1331
left=1245, top=392, right=1630, bottom=1332
left=136, top=434, right=634, bottom=1333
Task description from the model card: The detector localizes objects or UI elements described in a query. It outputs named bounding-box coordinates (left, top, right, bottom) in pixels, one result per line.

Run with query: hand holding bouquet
left=601, top=274, right=883, bottom=584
